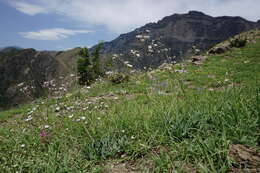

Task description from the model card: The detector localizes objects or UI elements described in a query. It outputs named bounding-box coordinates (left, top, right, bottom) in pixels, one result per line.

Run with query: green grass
left=0, top=36, right=260, bottom=172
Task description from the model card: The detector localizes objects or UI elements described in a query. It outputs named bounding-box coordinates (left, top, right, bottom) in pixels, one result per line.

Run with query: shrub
left=108, top=72, right=130, bottom=84
left=229, top=37, right=247, bottom=48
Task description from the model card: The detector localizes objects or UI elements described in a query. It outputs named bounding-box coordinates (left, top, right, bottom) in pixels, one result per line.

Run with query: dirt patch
left=89, top=93, right=139, bottom=102
left=105, top=162, right=141, bottom=173
left=89, top=94, right=120, bottom=102
left=229, top=144, right=260, bottom=172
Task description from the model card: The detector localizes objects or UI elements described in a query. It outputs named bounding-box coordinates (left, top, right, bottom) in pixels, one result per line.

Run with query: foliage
left=229, top=37, right=247, bottom=48
left=92, top=42, right=104, bottom=77
left=107, top=72, right=130, bottom=84
left=77, top=43, right=104, bottom=85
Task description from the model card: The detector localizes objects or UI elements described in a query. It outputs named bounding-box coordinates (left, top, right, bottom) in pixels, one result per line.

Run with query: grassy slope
left=0, top=31, right=259, bottom=172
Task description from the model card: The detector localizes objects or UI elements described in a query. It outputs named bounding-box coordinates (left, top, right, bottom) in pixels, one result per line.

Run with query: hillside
left=0, top=48, right=80, bottom=109
left=0, top=30, right=259, bottom=172
left=99, top=11, right=260, bottom=69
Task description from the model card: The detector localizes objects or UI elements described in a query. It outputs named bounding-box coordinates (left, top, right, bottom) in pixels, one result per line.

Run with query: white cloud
left=9, top=1, right=48, bottom=15
left=19, top=28, right=93, bottom=40
left=8, top=0, right=260, bottom=33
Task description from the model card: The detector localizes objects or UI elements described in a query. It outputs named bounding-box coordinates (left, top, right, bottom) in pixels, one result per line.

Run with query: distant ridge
left=97, top=11, right=260, bottom=69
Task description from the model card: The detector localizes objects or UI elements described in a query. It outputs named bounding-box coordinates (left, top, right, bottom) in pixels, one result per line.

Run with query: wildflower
left=76, top=119, right=81, bottom=122
left=224, top=79, right=229, bottom=82
left=81, top=116, right=86, bottom=120
left=55, top=107, right=61, bottom=112
left=17, top=82, right=24, bottom=87
left=68, top=115, right=74, bottom=119
left=25, top=116, right=33, bottom=122
left=126, top=64, right=133, bottom=68
left=121, top=130, right=125, bottom=133
left=97, top=117, right=101, bottom=120
left=40, top=130, right=51, bottom=144
left=44, top=125, right=50, bottom=129
left=21, top=144, right=25, bottom=148
left=131, top=136, right=135, bottom=139
left=106, top=71, right=114, bottom=75
left=27, top=111, right=33, bottom=115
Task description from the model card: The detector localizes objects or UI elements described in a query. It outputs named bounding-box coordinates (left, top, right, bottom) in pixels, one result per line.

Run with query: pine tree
left=77, top=48, right=94, bottom=85
left=92, top=42, right=104, bottom=77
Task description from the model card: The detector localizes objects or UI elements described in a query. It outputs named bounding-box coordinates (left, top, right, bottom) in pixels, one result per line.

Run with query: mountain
left=0, top=46, right=23, bottom=53
left=99, top=11, right=260, bottom=69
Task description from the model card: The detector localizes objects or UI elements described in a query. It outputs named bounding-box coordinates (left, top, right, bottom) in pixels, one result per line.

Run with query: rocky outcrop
left=99, top=11, right=259, bottom=69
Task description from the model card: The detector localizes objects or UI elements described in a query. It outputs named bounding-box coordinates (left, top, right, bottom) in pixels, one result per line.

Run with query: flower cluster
left=17, top=82, right=35, bottom=98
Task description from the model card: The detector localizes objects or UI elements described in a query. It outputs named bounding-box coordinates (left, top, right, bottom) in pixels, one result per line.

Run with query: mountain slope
left=0, top=30, right=259, bottom=172
left=0, top=48, right=80, bottom=108
left=100, top=11, right=259, bottom=69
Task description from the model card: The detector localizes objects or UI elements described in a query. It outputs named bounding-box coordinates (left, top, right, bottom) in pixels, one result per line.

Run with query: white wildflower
left=81, top=116, right=86, bottom=120
left=25, top=116, right=33, bottom=122
left=126, top=64, right=133, bottom=68
left=17, top=82, right=24, bottom=87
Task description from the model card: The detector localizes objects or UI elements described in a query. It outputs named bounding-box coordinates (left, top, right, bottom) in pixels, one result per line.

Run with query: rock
left=191, top=56, right=207, bottom=65
left=208, top=44, right=230, bottom=54
left=229, top=144, right=260, bottom=172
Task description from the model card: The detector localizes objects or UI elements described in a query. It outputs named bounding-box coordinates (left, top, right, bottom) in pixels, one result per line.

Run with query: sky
left=0, top=0, right=259, bottom=50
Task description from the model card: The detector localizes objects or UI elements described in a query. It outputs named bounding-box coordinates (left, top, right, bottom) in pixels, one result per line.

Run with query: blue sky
left=0, top=0, right=259, bottom=50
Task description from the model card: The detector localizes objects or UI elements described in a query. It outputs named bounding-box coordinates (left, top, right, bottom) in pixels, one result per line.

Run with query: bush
left=108, top=72, right=130, bottom=84
left=229, top=37, right=247, bottom=48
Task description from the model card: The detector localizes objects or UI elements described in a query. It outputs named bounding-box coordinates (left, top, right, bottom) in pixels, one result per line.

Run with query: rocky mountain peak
left=188, top=10, right=206, bottom=16
left=100, top=11, right=259, bottom=69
